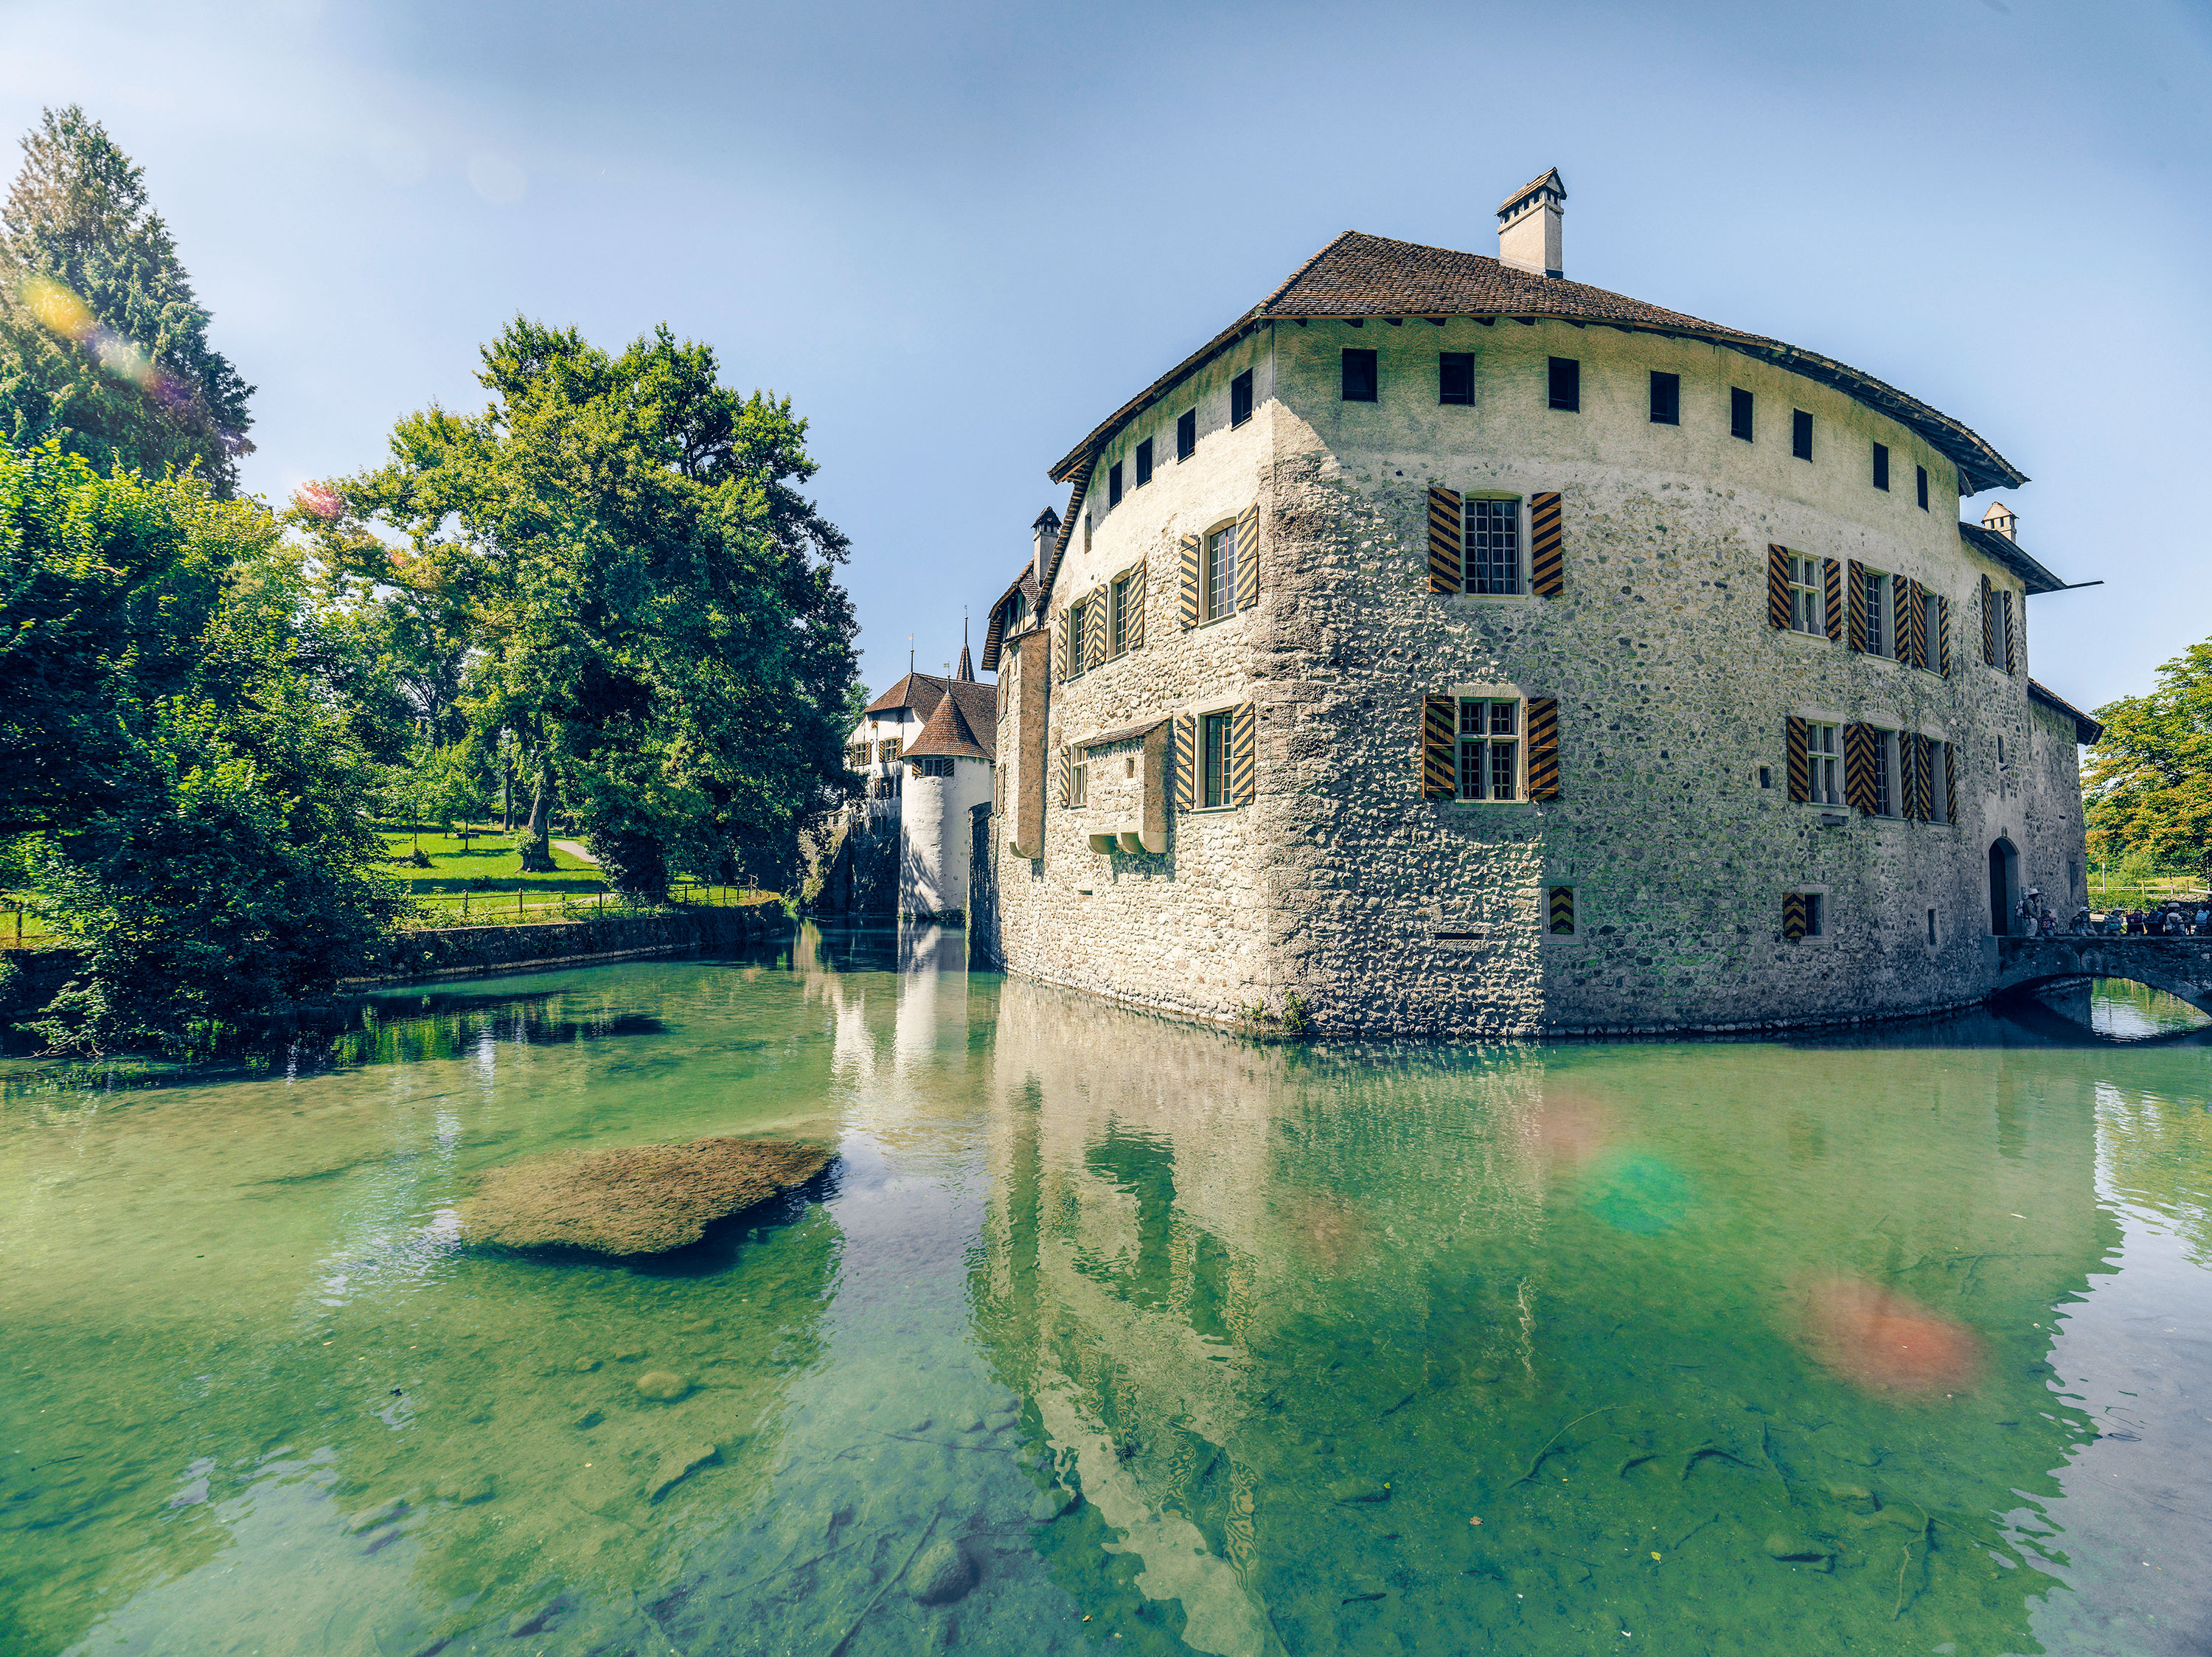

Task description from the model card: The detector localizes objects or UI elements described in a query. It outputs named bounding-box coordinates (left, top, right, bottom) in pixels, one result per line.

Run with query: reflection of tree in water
left=967, top=982, right=2116, bottom=1655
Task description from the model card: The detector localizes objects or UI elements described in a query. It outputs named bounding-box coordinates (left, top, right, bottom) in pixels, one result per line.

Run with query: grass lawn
left=382, top=828, right=768, bottom=925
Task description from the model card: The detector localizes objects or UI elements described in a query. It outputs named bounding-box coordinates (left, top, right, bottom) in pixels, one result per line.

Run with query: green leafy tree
left=0, top=442, right=402, bottom=1052
left=0, top=105, right=254, bottom=494
left=2084, top=641, right=2212, bottom=877
left=306, top=318, right=860, bottom=900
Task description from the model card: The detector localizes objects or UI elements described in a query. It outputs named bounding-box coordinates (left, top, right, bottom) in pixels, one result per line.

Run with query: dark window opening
left=1548, top=356, right=1580, bottom=411
left=1759, top=765, right=1772, bottom=789
left=1341, top=349, right=1378, bottom=402
left=1649, top=371, right=1680, bottom=425
left=1230, top=369, right=1253, bottom=427
left=1916, top=465, right=1929, bottom=510
left=1202, top=712, right=1229, bottom=808
left=1134, top=438, right=1152, bottom=487
left=1927, top=908, right=1937, bottom=946
left=1731, top=386, right=1754, bottom=442
left=1107, top=460, right=1122, bottom=508
left=1439, top=352, right=1474, bottom=405
left=1792, top=409, right=1813, bottom=461
left=1176, top=409, right=1196, bottom=461
left=1873, top=442, right=1891, bottom=491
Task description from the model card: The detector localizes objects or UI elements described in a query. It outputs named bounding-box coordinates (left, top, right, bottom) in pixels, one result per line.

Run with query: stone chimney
left=1981, top=501, right=2017, bottom=541
left=1498, top=168, right=1566, bottom=279
left=1032, top=506, right=1060, bottom=586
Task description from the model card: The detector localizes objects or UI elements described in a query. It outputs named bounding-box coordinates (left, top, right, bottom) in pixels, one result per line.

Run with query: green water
left=4, top=932, right=2208, bottom=1656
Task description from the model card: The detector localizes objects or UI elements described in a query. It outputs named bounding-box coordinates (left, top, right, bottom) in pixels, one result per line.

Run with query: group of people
left=2039, top=888, right=2212, bottom=936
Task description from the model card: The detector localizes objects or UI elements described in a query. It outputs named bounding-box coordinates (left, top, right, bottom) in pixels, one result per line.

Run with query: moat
left=2, top=928, right=2207, bottom=1656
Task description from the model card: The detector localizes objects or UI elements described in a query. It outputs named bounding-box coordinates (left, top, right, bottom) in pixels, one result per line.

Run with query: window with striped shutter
left=1937, top=595, right=1951, bottom=675
left=1919, top=735, right=1938, bottom=820
left=1548, top=886, right=1575, bottom=934
left=1823, top=558, right=1843, bottom=642
left=1230, top=704, right=1256, bottom=804
left=1782, top=892, right=1809, bottom=942
left=1178, top=535, right=1201, bottom=631
left=1057, top=744, right=1072, bottom=807
left=1785, top=716, right=1809, bottom=802
left=1767, top=545, right=1790, bottom=629
left=1847, top=562, right=1867, bottom=652
left=1087, top=586, right=1107, bottom=670
left=1892, top=577, right=1912, bottom=670
left=1529, top=492, right=1563, bottom=597
left=1173, top=715, right=1197, bottom=812
left=1235, top=504, right=1260, bottom=610
left=1943, top=741, right=1958, bottom=823
left=1427, top=487, right=1462, bottom=593
left=1127, top=563, right=1146, bottom=650
left=1904, top=580, right=1927, bottom=670
left=1980, top=575, right=1997, bottom=666
left=1056, top=609, right=1071, bottom=681
left=1420, top=695, right=1455, bottom=799
left=1899, top=734, right=1922, bottom=820
left=1843, top=721, right=1877, bottom=813
left=2002, top=590, right=2018, bottom=674
left=1526, top=697, right=1560, bottom=799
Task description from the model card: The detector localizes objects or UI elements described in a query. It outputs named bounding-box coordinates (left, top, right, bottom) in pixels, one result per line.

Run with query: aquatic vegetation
left=461, top=1136, right=832, bottom=1255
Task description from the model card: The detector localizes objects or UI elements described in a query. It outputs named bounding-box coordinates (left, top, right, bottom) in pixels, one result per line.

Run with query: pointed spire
left=956, top=611, right=975, bottom=681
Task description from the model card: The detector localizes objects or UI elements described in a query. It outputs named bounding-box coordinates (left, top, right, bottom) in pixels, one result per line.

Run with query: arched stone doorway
left=1989, top=838, right=2020, bottom=936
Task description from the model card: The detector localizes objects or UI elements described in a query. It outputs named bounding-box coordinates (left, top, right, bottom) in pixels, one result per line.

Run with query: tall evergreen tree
left=0, top=106, right=253, bottom=493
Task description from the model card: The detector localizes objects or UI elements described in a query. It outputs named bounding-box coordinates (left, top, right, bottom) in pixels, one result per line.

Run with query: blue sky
left=3, top=0, right=2206, bottom=707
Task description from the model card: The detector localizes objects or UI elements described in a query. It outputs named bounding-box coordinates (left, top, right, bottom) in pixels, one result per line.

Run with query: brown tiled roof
left=1046, top=230, right=2029, bottom=498
left=862, top=672, right=998, bottom=743
left=903, top=683, right=993, bottom=760
left=1958, top=521, right=2067, bottom=596
left=2028, top=679, right=2103, bottom=746
left=980, top=566, right=1042, bottom=673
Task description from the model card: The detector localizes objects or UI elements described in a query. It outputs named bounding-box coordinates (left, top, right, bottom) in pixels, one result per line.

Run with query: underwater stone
left=1764, top=1533, right=1835, bottom=1566
left=1329, top=1479, right=1390, bottom=1504
left=909, top=1539, right=977, bottom=1605
left=648, top=1442, right=719, bottom=1501
left=459, top=1137, right=833, bottom=1256
left=344, top=1497, right=406, bottom=1534
left=1029, top=1485, right=1078, bottom=1523
left=636, top=1371, right=689, bottom=1401
left=1824, top=1483, right=1878, bottom=1514
left=434, top=1473, right=495, bottom=1504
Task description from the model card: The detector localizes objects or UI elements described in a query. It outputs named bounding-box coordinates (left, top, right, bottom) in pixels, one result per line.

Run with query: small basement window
left=1731, top=386, right=1753, bottom=442
left=1792, top=409, right=1813, bottom=461
left=1649, top=371, right=1680, bottom=425
left=1342, top=349, right=1378, bottom=402
left=1782, top=892, right=1826, bottom=940
left=1548, top=356, right=1580, bottom=411
left=1548, top=886, right=1576, bottom=935
left=1439, top=352, right=1474, bottom=405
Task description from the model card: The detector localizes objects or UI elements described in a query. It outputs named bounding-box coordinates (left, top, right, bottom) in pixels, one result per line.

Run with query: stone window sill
left=1448, top=591, right=1535, bottom=605
left=1439, top=799, right=1537, bottom=810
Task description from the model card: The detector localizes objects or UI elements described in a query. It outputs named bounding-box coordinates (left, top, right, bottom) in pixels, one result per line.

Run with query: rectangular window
left=1808, top=721, right=1841, bottom=806
left=1916, top=464, right=1929, bottom=510
left=846, top=742, right=870, bottom=770
left=1134, top=438, right=1153, bottom=487
left=1787, top=554, right=1823, bottom=636
left=1548, top=356, right=1580, bottom=411
left=1176, top=409, right=1196, bottom=461
left=1455, top=698, right=1520, bottom=802
left=1806, top=893, right=1826, bottom=937
left=1439, top=352, right=1474, bottom=405
left=1548, top=886, right=1575, bottom=934
left=1466, top=499, right=1521, bottom=594
left=1873, top=730, right=1895, bottom=817
left=1107, top=460, right=1122, bottom=508
left=1230, top=369, right=1253, bottom=427
left=1873, top=442, right=1891, bottom=491
left=1930, top=740, right=1950, bottom=820
left=1201, top=712, right=1230, bottom=808
left=1203, top=521, right=1239, bottom=622
left=1110, top=572, right=1131, bottom=656
left=1862, top=568, right=1891, bottom=657
left=1069, top=755, right=1088, bottom=805
left=1731, top=386, right=1754, bottom=442
left=1921, top=588, right=1941, bottom=669
left=1341, top=349, right=1378, bottom=401
left=1649, top=371, right=1680, bottom=425
left=1792, top=409, right=1813, bottom=461
left=878, top=737, right=902, bottom=764
left=914, top=755, right=955, bottom=779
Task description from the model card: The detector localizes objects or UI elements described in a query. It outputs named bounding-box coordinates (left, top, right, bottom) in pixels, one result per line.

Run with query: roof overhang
left=1958, top=522, right=2069, bottom=595
left=2028, top=678, right=2103, bottom=746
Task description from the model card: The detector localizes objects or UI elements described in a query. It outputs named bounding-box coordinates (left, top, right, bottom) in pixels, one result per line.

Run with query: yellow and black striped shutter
left=1420, top=695, right=1455, bottom=800
left=1980, top=575, right=1997, bottom=666
left=1173, top=715, right=1197, bottom=812
left=1781, top=893, right=1808, bottom=942
left=1529, top=492, right=1564, bottom=597
left=1088, top=586, right=1107, bottom=670
left=1057, top=744, right=1071, bottom=807
left=1944, top=741, right=1958, bottom=823
left=1427, top=487, right=1462, bottom=594
left=1785, top=715, right=1809, bottom=802
left=1847, top=561, right=1867, bottom=652
left=1893, top=577, right=1914, bottom=669
left=1919, top=735, right=1938, bottom=819
left=1767, top=544, right=1790, bottom=629
left=1937, top=595, right=1951, bottom=675
left=1843, top=722, right=1877, bottom=813
left=1548, top=886, right=1575, bottom=935
left=1526, top=697, right=1560, bottom=799
left=1128, top=563, right=1146, bottom=650
left=1906, top=580, right=1928, bottom=669
left=1822, top=557, right=1843, bottom=642
left=1055, top=609, right=1071, bottom=681
left=1235, top=504, right=1260, bottom=610
left=2003, top=590, right=2018, bottom=674
left=1178, top=535, right=1201, bottom=631
left=1900, top=734, right=1922, bottom=820
left=1230, top=704, right=1256, bottom=805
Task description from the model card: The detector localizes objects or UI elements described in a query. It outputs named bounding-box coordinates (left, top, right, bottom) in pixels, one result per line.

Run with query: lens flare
left=1798, top=1277, right=1982, bottom=1398
left=19, top=274, right=200, bottom=413
left=293, top=481, right=344, bottom=521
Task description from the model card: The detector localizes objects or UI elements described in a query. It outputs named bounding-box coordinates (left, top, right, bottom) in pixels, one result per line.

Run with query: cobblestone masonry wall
left=992, top=318, right=2090, bottom=1034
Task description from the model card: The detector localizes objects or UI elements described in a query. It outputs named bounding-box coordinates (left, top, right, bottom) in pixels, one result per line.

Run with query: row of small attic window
left=1102, top=373, right=1258, bottom=510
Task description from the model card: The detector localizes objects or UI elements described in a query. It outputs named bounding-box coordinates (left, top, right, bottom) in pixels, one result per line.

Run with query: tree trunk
left=501, top=768, right=513, bottom=833
left=518, top=765, right=557, bottom=872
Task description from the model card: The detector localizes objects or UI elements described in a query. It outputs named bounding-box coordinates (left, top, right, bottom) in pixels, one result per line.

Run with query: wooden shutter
left=1822, top=557, right=1843, bottom=642
left=1785, top=715, right=1809, bottom=802
left=1906, top=580, right=1928, bottom=670
left=1057, top=743, right=1071, bottom=807
left=1529, top=492, right=1564, bottom=597
left=1893, top=577, right=1913, bottom=668
left=1843, top=721, right=1877, bottom=813
left=1781, top=892, right=1807, bottom=942
left=1420, top=695, right=1455, bottom=800
left=1847, top=561, right=1866, bottom=652
left=1548, top=886, right=1575, bottom=934
left=1088, top=586, right=1107, bottom=670
left=1427, top=487, right=1462, bottom=593
left=1919, top=735, right=1938, bottom=820
left=1526, top=697, right=1560, bottom=799
left=1127, top=563, right=1146, bottom=650
left=1178, top=535, right=1201, bottom=631
left=1900, top=734, right=1923, bottom=820
left=2003, top=590, right=2018, bottom=674
left=1980, top=574, right=1996, bottom=666
left=1230, top=703, right=1256, bottom=805
left=1056, top=609, right=1071, bottom=681
left=1943, top=741, right=1958, bottom=824
left=1173, top=714, right=1197, bottom=811
left=1235, top=504, right=1260, bottom=610
left=1937, top=595, right=1951, bottom=676
left=1767, top=545, right=1790, bottom=630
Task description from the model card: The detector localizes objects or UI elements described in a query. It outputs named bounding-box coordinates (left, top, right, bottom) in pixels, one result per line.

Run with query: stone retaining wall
left=341, top=902, right=792, bottom=988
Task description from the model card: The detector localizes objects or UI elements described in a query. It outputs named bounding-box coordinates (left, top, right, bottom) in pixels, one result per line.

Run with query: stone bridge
left=1992, top=935, right=2212, bottom=1015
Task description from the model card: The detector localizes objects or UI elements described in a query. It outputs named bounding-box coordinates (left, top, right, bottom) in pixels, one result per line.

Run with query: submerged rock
left=909, top=1539, right=977, bottom=1605
left=636, top=1371, right=689, bottom=1401
left=648, top=1442, right=719, bottom=1501
left=459, top=1137, right=832, bottom=1256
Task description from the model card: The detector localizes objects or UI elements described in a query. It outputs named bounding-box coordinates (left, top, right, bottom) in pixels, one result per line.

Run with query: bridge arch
left=1992, top=937, right=2212, bottom=1018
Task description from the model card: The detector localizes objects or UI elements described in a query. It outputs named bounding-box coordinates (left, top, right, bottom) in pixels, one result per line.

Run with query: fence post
left=518, top=885, right=524, bottom=917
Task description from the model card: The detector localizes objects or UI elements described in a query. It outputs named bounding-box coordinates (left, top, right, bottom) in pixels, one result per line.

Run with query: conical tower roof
left=903, top=682, right=992, bottom=760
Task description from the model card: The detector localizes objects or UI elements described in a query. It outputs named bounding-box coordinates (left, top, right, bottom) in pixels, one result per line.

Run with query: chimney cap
left=1981, top=499, right=2017, bottom=538
left=1498, top=167, right=1567, bottom=220
left=1032, top=506, right=1061, bottom=530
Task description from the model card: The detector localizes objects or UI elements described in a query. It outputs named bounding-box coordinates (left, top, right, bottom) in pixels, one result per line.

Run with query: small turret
left=1032, top=507, right=1060, bottom=587
left=1498, top=168, right=1565, bottom=279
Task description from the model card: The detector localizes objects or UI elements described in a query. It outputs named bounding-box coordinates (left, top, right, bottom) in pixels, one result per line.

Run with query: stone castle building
left=977, top=169, right=2101, bottom=1035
